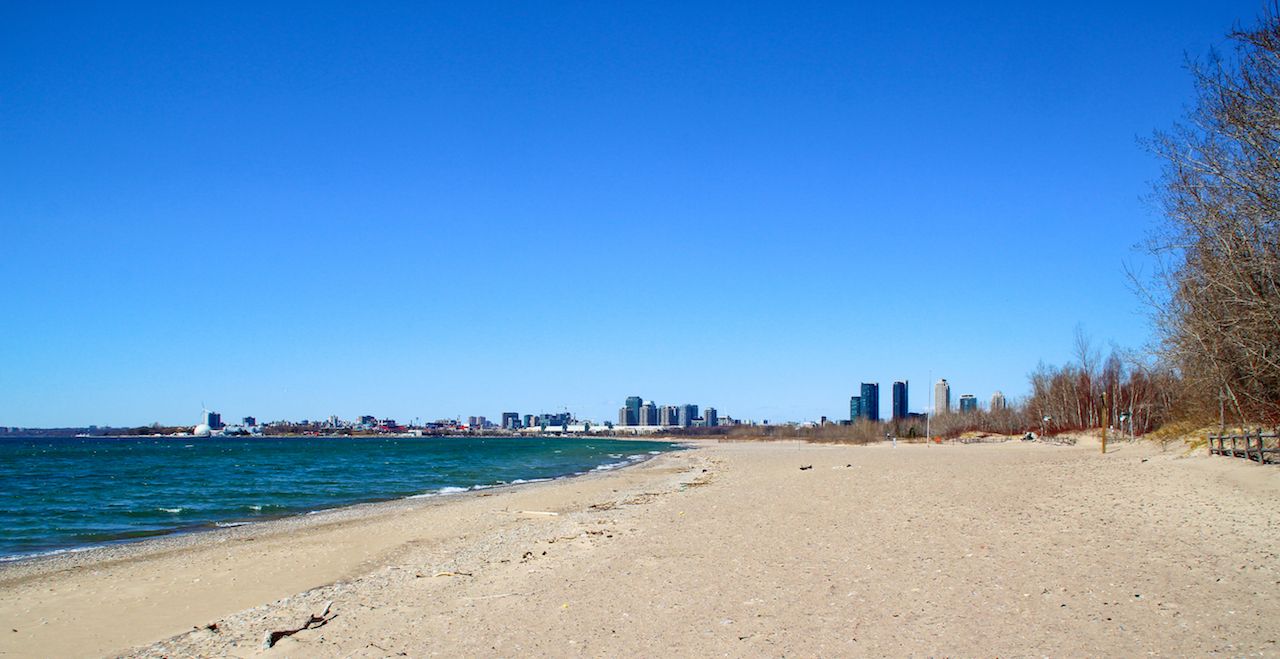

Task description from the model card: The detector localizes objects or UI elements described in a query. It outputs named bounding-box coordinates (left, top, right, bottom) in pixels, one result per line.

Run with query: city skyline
left=2, top=1, right=1257, bottom=427
left=0, top=368, right=1018, bottom=429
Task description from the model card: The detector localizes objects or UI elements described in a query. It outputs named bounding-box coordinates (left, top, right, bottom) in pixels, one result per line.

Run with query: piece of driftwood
left=262, top=600, right=335, bottom=649
left=799, top=465, right=813, bottom=470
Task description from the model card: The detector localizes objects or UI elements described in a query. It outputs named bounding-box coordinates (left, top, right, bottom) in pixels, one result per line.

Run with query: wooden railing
left=1207, top=430, right=1280, bottom=464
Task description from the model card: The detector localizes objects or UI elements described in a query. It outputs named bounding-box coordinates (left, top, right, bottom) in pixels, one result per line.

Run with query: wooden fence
left=1207, top=430, right=1280, bottom=464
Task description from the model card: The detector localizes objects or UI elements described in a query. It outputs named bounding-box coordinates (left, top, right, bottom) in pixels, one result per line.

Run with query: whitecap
left=159, top=507, right=183, bottom=514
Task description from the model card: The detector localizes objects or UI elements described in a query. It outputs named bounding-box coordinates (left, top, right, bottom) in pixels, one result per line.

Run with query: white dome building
left=192, top=424, right=212, bottom=437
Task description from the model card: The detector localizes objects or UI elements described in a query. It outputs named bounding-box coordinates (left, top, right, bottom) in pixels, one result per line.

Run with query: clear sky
left=0, top=1, right=1264, bottom=427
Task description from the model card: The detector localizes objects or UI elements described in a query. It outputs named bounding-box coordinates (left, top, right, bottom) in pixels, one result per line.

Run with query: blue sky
left=0, top=1, right=1263, bottom=426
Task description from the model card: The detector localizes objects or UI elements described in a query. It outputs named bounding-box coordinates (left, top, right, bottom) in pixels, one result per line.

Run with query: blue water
left=0, top=435, right=680, bottom=560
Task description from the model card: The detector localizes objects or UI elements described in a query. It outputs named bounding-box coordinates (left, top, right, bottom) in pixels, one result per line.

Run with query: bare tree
left=1146, top=6, right=1280, bottom=426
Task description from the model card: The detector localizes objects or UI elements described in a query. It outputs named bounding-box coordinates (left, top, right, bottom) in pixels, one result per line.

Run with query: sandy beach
left=3, top=437, right=1280, bottom=657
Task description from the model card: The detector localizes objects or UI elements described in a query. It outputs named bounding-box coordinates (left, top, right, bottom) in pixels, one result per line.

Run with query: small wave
left=409, top=485, right=470, bottom=499
left=158, top=507, right=183, bottom=514
left=215, top=522, right=249, bottom=528
left=608, top=453, right=623, bottom=459
left=249, top=505, right=263, bottom=512
left=648, top=450, right=661, bottom=455
left=510, top=478, right=552, bottom=485
left=627, top=454, right=646, bottom=460
left=593, top=461, right=629, bottom=471
left=0, top=545, right=94, bottom=563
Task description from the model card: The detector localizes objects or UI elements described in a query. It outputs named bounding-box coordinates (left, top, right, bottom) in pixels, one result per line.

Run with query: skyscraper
left=659, top=405, right=680, bottom=426
left=704, top=407, right=718, bottom=427
left=624, top=396, right=643, bottom=426
left=990, top=391, right=1006, bottom=411
left=639, top=401, right=658, bottom=425
left=959, top=394, right=977, bottom=413
left=501, top=412, right=520, bottom=429
left=849, top=396, right=861, bottom=422
left=203, top=410, right=223, bottom=430
left=860, top=383, right=880, bottom=421
left=678, top=404, right=700, bottom=427
left=934, top=379, right=951, bottom=415
left=892, top=381, right=908, bottom=420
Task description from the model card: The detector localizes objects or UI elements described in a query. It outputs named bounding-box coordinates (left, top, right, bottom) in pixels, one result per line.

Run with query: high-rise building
left=892, top=381, right=909, bottom=420
left=242, top=416, right=256, bottom=427
left=639, top=401, right=658, bottom=425
left=990, top=391, right=1006, bottom=411
left=934, top=379, right=951, bottom=415
left=860, top=383, right=880, bottom=421
left=203, top=410, right=223, bottom=430
left=959, top=395, right=977, bottom=413
left=624, top=396, right=643, bottom=426
left=704, top=407, right=718, bottom=427
left=659, top=405, right=680, bottom=426
left=523, top=414, right=535, bottom=428
left=678, top=404, right=700, bottom=427
left=501, top=412, right=520, bottom=429
left=618, top=407, right=629, bottom=426
left=849, top=396, right=861, bottom=422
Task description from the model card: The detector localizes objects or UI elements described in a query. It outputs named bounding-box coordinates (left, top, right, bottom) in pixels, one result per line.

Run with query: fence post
left=1257, top=428, right=1265, bottom=464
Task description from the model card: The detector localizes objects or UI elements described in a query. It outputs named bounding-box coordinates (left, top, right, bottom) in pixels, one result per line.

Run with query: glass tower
left=892, top=381, right=908, bottom=420
left=860, top=383, right=880, bottom=421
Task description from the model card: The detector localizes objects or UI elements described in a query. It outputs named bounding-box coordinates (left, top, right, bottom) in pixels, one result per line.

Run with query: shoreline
left=0, top=440, right=690, bottom=579
left=0, top=436, right=687, bottom=568
left=5, top=438, right=1280, bottom=656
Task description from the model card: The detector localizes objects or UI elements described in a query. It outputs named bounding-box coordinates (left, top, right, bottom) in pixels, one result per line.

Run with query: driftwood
left=262, top=600, right=335, bottom=649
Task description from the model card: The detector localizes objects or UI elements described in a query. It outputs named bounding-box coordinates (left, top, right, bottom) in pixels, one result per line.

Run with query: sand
left=3, top=437, right=1280, bottom=657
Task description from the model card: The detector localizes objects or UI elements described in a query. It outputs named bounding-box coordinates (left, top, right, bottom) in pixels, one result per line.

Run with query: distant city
left=847, top=379, right=1007, bottom=423
left=0, top=378, right=1012, bottom=437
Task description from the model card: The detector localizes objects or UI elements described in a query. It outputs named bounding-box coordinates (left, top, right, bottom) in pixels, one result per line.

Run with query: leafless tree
left=1145, top=6, right=1280, bottom=426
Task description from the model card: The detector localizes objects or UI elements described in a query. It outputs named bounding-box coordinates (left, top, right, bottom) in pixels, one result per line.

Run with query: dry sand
left=3, top=437, right=1280, bottom=657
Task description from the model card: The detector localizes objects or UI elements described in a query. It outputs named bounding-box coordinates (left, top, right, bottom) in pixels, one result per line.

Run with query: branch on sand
left=261, top=600, right=335, bottom=649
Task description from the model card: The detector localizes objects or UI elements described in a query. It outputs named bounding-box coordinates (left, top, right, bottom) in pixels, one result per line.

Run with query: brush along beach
left=2, top=437, right=1278, bottom=657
